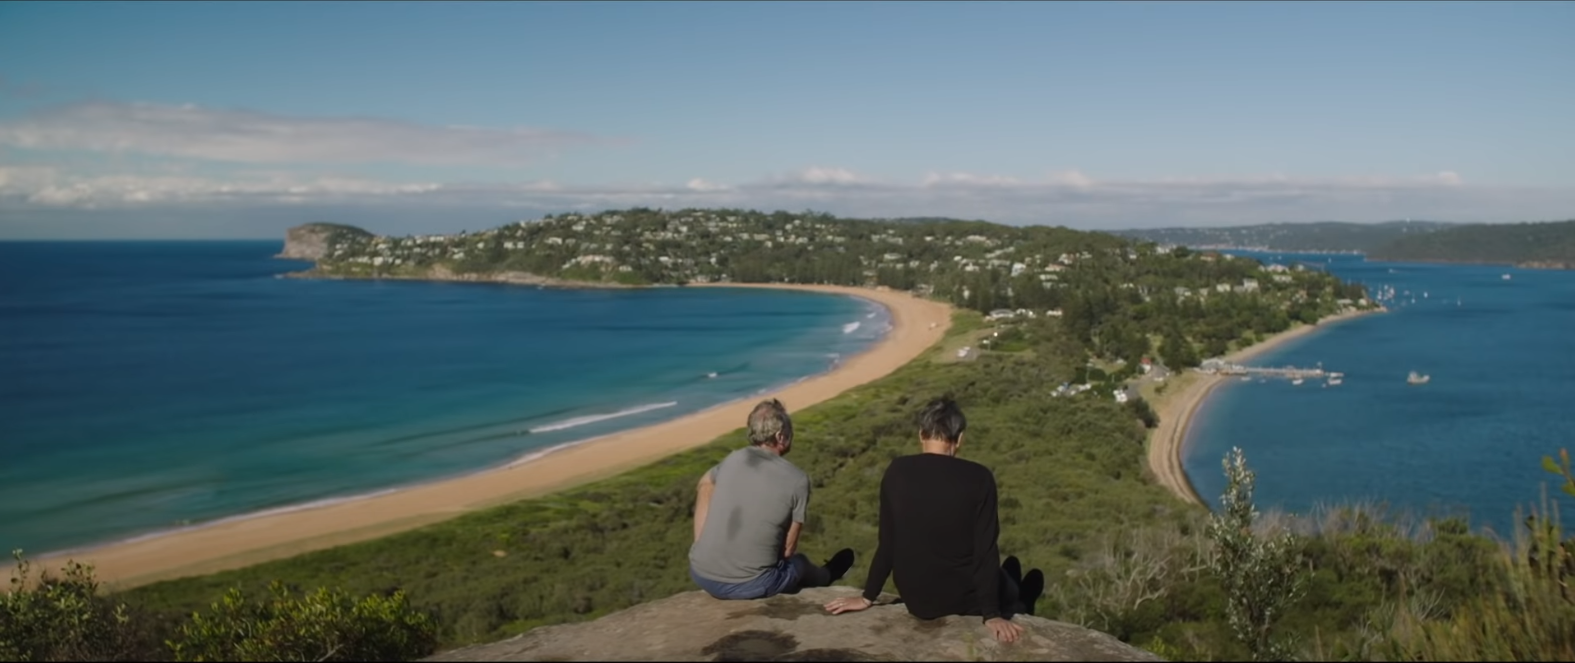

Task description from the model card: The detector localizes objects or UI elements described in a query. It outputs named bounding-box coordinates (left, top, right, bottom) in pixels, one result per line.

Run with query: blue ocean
left=1185, top=253, right=1575, bottom=537
left=0, top=241, right=889, bottom=555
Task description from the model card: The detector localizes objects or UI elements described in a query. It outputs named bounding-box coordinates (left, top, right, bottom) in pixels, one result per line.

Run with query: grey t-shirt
left=688, top=445, right=811, bottom=583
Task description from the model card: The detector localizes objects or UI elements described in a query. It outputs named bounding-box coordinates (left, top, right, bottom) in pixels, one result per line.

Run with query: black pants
left=784, top=554, right=832, bottom=592
left=996, top=567, right=1026, bottom=618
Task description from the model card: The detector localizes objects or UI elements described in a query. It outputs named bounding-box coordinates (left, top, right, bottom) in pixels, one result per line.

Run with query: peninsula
left=1365, top=218, right=1575, bottom=269
left=1114, top=220, right=1453, bottom=253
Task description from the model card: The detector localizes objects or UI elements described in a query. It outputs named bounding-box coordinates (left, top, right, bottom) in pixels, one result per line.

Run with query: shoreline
left=29, top=283, right=952, bottom=589
left=1146, top=306, right=1386, bottom=507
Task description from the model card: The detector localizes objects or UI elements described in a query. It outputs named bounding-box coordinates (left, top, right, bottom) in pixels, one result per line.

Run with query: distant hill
left=1113, top=221, right=1454, bottom=253
left=1366, top=219, right=1575, bottom=269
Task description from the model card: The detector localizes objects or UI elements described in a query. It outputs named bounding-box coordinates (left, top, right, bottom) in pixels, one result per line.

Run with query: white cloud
left=792, top=167, right=861, bottom=185
left=1048, top=169, right=1095, bottom=189
left=685, top=178, right=728, bottom=192
left=922, top=172, right=1023, bottom=187
left=0, top=168, right=443, bottom=207
left=1, top=164, right=1565, bottom=230
left=0, top=102, right=609, bottom=166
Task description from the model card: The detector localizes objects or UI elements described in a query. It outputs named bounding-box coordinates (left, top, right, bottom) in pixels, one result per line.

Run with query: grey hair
left=747, top=399, right=792, bottom=446
left=917, top=397, right=966, bottom=443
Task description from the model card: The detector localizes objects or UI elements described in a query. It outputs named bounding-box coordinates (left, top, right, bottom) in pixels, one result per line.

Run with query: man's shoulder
left=777, top=456, right=810, bottom=484
left=721, top=446, right=806, bottom=482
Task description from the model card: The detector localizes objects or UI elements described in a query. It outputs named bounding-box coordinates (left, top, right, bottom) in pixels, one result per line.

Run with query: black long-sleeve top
left=861, top=453, right=1003, bottom=621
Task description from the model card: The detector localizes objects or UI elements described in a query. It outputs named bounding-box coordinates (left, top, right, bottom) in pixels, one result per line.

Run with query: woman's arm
left=862, top=470, right=895, bottom=603
left=972, top=475, right=1002, bottom=620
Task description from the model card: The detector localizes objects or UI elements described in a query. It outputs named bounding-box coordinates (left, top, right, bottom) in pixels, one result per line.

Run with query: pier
left=1198, top=358, right=1332, bottom=380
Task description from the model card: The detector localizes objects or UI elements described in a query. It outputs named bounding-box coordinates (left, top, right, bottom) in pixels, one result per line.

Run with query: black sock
left=1002, top=556, right=1023, bottom=585
left=1020, top=569, right=1045, bottom=616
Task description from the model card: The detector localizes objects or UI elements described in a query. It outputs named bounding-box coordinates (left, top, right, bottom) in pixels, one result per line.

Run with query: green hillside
left=1366, top=219, right=1575, bottom=268
left=1115, top=221, right=1453, bottom=253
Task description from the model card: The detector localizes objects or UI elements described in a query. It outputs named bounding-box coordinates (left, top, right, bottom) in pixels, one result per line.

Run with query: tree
left=1207, top=448, right=1307, bottom=661
left=1160, top=327, right=1199, bottom=369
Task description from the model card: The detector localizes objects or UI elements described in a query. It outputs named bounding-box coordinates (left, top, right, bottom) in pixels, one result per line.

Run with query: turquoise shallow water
left=1184, top=253, right=1575, bottom=537
left=0, top=241, right=888, bottom=554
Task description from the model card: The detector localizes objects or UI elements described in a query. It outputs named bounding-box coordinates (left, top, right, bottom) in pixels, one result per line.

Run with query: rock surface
left=426, top=587, right=1161, bottom=662
left=277, top=223, right=368, bottom=260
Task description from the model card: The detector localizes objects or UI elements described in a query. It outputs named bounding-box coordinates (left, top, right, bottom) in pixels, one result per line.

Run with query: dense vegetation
left=2, top=552, right=435, bottom=661
left=1366, top=219, right=1575, bottom=268
left=1113, top=221, right=1453, bottom=253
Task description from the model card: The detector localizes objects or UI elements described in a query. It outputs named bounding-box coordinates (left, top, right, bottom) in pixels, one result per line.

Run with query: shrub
left=167, top=582, right=437, bottom=662
left=1125, top=396, right=1159, bottom=429
left=1206, top=448, right=1306, bottom=661
left=1369, top=450, right=1575, bottom=661
left=0, top=550, right=153, bottom=661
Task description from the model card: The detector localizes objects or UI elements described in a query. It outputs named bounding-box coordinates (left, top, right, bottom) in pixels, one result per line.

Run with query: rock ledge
left=426, top=587, right=1160, bottom=662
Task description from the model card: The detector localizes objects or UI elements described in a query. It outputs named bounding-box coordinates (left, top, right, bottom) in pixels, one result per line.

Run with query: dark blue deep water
left=1185, top=253, right=1575, bottom=537
left=0, top=241, right=887, bottom=554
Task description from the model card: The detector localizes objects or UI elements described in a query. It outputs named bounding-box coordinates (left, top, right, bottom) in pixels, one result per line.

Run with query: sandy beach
left=1146, top=307, right=1386, bottom=506
left=33, top=284, right=952, bottom=590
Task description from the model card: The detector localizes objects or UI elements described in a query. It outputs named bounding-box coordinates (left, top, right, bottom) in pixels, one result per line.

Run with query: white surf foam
left=529, top=401, right=679, bottom=434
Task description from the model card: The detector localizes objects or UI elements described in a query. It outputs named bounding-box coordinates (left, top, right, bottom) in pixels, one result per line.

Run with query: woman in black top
left=823, top=398, right=1044, bottom=644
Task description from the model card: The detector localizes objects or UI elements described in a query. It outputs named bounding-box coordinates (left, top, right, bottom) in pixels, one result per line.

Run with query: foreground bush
left=0, top=551, right=152, bottom=661
left=169, top=581, right=437, bottom=662
left=1370, top=451, right=1575, bottom=662
left=2, top=550, right=435, bottom=662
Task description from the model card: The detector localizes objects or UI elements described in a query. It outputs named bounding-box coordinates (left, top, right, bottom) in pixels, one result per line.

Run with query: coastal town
left=292, top=208, right=1374, bottom=321
left=285, top=209, right=1379, bottom=412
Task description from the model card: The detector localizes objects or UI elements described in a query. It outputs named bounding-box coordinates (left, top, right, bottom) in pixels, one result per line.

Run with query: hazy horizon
left=3, top=207, right=1556, bottom=242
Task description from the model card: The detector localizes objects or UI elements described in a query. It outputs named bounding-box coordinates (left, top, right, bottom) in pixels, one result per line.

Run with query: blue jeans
left=691, top=555, right=813, bottom=600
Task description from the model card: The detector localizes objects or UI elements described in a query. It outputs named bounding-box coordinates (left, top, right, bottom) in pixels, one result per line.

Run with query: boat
left=1503, top=274, right=1512, bottom=280
left=1292, top=378, right=1305, bottom=386
left=1407, top=371, right=1430, bottom=385
left=1328, top=375, right=1343, bottom=386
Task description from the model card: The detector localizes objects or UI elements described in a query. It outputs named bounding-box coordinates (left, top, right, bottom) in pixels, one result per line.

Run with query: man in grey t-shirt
left=689, top=399, right=855, bottom=600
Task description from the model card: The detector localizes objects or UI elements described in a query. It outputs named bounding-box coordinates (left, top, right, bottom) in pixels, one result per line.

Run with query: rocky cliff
left=276, top=223, right=371, bottom=261
left=425, top=587, right=1160, bottom=662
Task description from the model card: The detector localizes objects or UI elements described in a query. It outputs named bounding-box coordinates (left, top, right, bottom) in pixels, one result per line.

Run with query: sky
left=1, top=1, right=1572, bottom=239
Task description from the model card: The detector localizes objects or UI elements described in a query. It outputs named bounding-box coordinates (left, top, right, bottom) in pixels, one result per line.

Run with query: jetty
left=1198, top=358, right=1331, bottom=381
